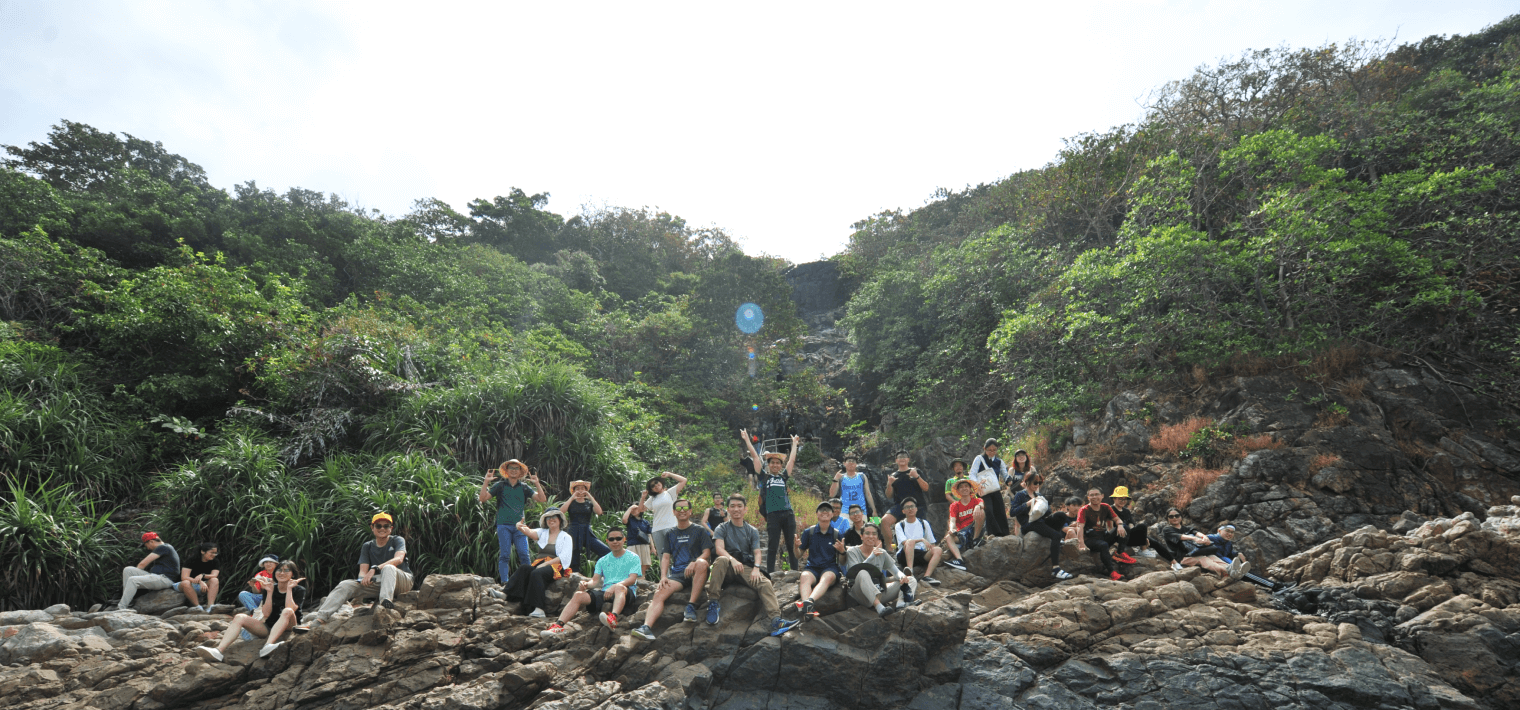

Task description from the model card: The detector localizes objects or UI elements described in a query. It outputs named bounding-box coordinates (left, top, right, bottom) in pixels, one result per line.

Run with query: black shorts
left=668, top=573, right=695, bottom=590
left=587, top=585, right=635, bottom=610
left=953, top=528, right=974, bottom=549
left=895, top=546, right=931, bottom=566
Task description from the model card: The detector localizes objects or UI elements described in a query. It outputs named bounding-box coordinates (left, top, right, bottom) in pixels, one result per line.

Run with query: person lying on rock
left=968, top=438, right=1011, bottom=540
left=845, top=523, right=917, bottom=617
left=892, top=499, right=945, bottom=585
left=794, top=502, right=847, bottom=618
left=942, top=479, right=979, bottom=572
left=1167, top=511, right=1244, bottom=580
left=176, top=542, right=221, bottom=613
left=116, top=531, right=180, bottom=612
left=1109, top=487, right=1156, bottom=560
left=882, top=450, right=929, bottom=549
left=237, top=554, right=280, bottom=641
left=298, top=512, right=415, bottom=632
left=542, top=527, right=641, bottom=636
left=630, top=498, right=712, bottom=641
left=197, top=560, right=305, bottom=662
left=1009, top=474, right=1075, bottom=581
left=1204, top=524, right=1290, bottom=592
left=561, top=480, right=610, bottom=574
left=621, top=501, right=654, bottom=579
left=705, top=494, right=789, bottom=631
left=480, top=459, right=548, bottom=584
left=1076, top=489, right=1125, bottom=581
left=830, top=454, right=876, bottom=519
left=742, top=430, right=797, bottom=573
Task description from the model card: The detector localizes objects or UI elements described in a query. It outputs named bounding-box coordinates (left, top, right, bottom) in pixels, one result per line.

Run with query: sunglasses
left=607, top=536, right=625, bottom=542
left=1166, top=515, right=1181, bottom=519
left=674, top=505, right=692, bottom=511
left=373, top=523, right=393, bottom=529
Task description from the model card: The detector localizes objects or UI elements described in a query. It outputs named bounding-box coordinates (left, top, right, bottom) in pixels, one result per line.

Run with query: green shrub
left=0, top=477, right=125, bottom=610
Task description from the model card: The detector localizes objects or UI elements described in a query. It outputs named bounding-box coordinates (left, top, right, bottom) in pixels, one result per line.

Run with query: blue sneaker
left=683, top=603, right=698, bottom=623
left=706, top=600, right=721, bottom=625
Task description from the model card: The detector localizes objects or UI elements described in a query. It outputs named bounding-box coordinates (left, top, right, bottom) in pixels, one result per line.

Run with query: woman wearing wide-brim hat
left=502, top=508, right=575, bottom=617
left=560, top=480, right=610, bottom=572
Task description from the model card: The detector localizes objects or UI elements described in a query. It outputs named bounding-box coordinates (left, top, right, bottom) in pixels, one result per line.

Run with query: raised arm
left=529, top=470, right=548, bottom=503
left=663, top=471, right=688, bottom=497
left=589, top=493, right=604, bottom=516
left=741, top=429, right=763, bottom=475
left=478, top=468, right=496, bottom=502
left=785, top=435, right=801, bottom=475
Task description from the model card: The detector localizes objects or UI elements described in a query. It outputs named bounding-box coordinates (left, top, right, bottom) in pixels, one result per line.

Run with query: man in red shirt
left=1074, top=488, right=1126, bottom=580
left=942, top=479, right=981, bottom=571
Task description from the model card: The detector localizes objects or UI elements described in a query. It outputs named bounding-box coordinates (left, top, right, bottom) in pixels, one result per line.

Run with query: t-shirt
left=888, top=470, right=925, bottom=509
left=490, top=479, right=536, bottom=526
left=147, top=544, right=180, bottom=577
left=838, top=474, right=870, bottom=514
left=625, top=513, right=652, bottom=546
left=758, top=473, right=791, bottom=513
left=593, top=550, right=642, bottom=591
left=1044, top=511, right=1078, bottom=530
left=266, top=584, right=306, bottom=622
left=894, top=518, right=937, bottom=551
left=712, top=521, right=760, bottom=567
left=647, top=491, right=676, bottom=531
left=798, top=524, right=841, bottom=570
left=949, top=498, right=983, bottom=533
left=182, top=554, right=219, bottom=580
left=359, top=536, right=411, bottom=575
left=843, top=525, right=866, bottom=547
left=1114, top=506, right=1138, bottom=527
left=567, top=499, right=596, bottom=525
left=704, top=507, right=728, bottom=530
left=830, top=517, right=851, bottom=535
left=845, top=545, right=901, bottom=578
left=1078, top=503, right=1118, bottom=531
left=663, top=524, right=713, bottom=576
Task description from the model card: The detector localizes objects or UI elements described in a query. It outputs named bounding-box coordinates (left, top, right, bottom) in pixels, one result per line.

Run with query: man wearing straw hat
left=299, top=512, right=412, bottom=631
left=479, top=459, right=548, bottom=584
left=562, top=479, right=610, bottom=572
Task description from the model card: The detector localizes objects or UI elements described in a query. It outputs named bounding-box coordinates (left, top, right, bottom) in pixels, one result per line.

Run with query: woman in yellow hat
left=561, top=479, right=609, bottom=572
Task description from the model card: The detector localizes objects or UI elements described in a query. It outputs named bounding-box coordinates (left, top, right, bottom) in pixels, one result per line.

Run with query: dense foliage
left=842, top=17, right=1520, bottom=438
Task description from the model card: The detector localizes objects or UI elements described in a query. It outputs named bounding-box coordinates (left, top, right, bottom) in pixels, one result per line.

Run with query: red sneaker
left=1109, top=571, right=1123, bottom=581
left=1113, top=552, right=1137, bottom=564
left=600, top=612, right=618, bottom=629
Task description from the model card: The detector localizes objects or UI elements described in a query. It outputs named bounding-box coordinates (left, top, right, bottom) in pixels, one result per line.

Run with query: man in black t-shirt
left=177, top=542, right=222, bottom=611
left=881, top=451, right=928, bottom=549
left=118, top=531, right=180, bottom=611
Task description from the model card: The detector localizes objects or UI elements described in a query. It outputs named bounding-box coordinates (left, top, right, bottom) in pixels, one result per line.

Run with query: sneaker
left=1170, top=561, right=1185, bottom=571
left=529, top=607, right=546, bottom=618
left=945, top=558, right=968, bottom=571
left=801, top=599, right=817, bottom=617
left=1109, top=571, right=1123, bottom=581
left=540, top=623, right=564, bottom=638
left=705, top=600, right=721, bottom=625
left=1112, top=552, right=1137, bottom=565
left=259, top=641, right=283, bottom=658
left=380, top=599, right=395, bottom=610
left=1233, top=559, right=1252, bottom=580
left=1139, top=548, right=1158, bottom=558
left=630, top=625, right=657, bottom=641
left=194, top=646, right=224, bottom=663
left=1053, top=568, right=1075, bottom=580
left=1226, top=557, right=1245, bottom=580
left=771, top=616, right=793, bottom=632
left=683, top=604, right=698, bottom=623
left=922, top=576, right=941, bottom=587
left=877, top=605, right=897, bottom=618
left=189, top=605, right=206, bottom=614
left=600, top=611, right=618, bottom=629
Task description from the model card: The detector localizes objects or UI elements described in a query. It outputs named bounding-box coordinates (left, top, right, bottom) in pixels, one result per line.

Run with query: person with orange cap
left=298, top=512, right=412, bottom=632
left=115, top=532, right=180, bottom=611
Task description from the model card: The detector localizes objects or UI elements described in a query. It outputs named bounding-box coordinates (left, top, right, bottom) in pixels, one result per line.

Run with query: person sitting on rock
left=1109, top=487, right=1156, bottom=560
left=1152, top=509, right=1188, bottom=571
left=1205, top=524, right=1286, bottom=590
left=1076, top=488, right=1126, bottom=581
left=176, top=542, right=221, bottom=613
left=1009, top=474, right=1075, bottom=581
left=842, top=503, right=869, bottom=546
left=705, top=494, right=789, bottom=631
left=793, top=502, right=847, bottom=618
left=943, top=479, right=981, bottom=571
left=497, top=508, right=575, bottom=618
left=299, top=512, right=415, bottom=632
left=892, top=498, right=946, bottom=585
left=830, top=454, right=876, bottom=519
left=828, top=498, right=852, bottom=536
left=845, top=523, right=917, bottom=617
left=236, top=554, right=279, bottom=641
left=561, top=480, right=611, bottom=573
left=117, top=531, right=180, bottom=612
left=542, top=527, right=642, bottom=636
left=882, top=450, right=929, bottom=550
left=630, top=498, right=712, bottom=640
left=196, top=560, right=305, bottom=662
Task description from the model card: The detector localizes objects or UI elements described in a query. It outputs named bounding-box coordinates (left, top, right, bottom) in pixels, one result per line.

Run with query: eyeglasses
left=607, top=536, right=625, bottom=542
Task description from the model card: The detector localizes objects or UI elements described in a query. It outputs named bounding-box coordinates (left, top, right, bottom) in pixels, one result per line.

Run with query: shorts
left=886, top=505, right=905, bottom=520
left=629, top=544, right=652, bottom=569
left=667, top=574, right=695, bottom=591
left=953, top=528, right=974, bottom=549
left=588, top=585, right=636, bottom=611
left=895, top=545, right=930, bottom=566
left=173, top=581, right=204, bottom=592
left=803, top=563, right=844, bottom=580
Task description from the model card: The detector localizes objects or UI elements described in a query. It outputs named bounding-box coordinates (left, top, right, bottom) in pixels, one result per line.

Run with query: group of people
left=112, top=431, right=1292, bottom=660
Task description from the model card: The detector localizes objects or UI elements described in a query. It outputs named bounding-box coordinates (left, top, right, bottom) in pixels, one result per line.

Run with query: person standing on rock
left=968, top=440, right=1011, bottom=539
left=705, top=494, right=789, bottom=631
left=480, top=459, right=548, bottom=584
left=845, top=523, right=917, bottom=616
left=942, top=458, right=969, bottom=504
left=176, top=542, right=221, bottom=613
left=196, top=560, right=305, bottom=662
left=794, top=502, right=846, bottom=618
left=1009, top=474, right=1075, bottom=581
left=630, top=498, right=712, bottom=641
left=561, top=480, right=610, bottom=573
left=892, top=498, right=946, bottom=585
left=702, top=491, right=729, bottom=534
left=830, top=454, right=876, bottom=519
left=1109, top=487, right=1156, bottom=560
left=1076, top=489, right=1126, bottom=581
left=944, top=480, right=981, bottom=570
left=642, top=471, right=690, bottom=571
left=882, top=450, right=929, bottom=550
left=621, top=501, right=653, bottom=578
left=298, top=512, right=414, bottom=632
left=541, top=527, right=641, bottom=636
left=116, top=532, right=180, bottom=611
left=742, top=430, right=799, bottom=573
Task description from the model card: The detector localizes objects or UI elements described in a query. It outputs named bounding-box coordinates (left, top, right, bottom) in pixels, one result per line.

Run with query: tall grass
left=1150, top=417, right=1212, bottom=457
left=0, top=477, right=127, bottom=610
left=1172, top=467, right=1226, bottom=509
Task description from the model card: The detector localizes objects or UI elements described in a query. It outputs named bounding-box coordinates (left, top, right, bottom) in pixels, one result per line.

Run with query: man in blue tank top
left=829, top=454, right=876, bottom=519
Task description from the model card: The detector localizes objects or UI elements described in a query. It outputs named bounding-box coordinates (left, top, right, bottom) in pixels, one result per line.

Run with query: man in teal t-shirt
left=541, top=527, right=642, bottom=636
left=477, top=460, right=547, bottom=583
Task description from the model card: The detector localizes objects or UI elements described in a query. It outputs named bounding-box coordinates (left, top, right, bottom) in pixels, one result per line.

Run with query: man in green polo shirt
left=478, top=459, right=548, bottom=583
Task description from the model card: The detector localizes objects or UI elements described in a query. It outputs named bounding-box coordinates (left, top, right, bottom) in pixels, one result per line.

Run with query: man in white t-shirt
left=891, top=499, right=943, bottom=586
left=640, top=471, right=688, bottom=563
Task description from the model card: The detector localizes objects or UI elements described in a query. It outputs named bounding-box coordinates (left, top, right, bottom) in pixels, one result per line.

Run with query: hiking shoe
left=1113, top=552, right=1137, bottom=565
left=922, top=576, right=941, bottom=587
left=705, top=600, right=721, bottom=625
left=801, top=599, right=817, bottom=617
left=1109, top=571, right=1123, bottom=581
left=600, top=611, right=619, bottom=629
left=529, top=607, right=546, bottom=618
left=540, top=623, right=564, bottom=638
left=945, top=558, right=967, bottom=571
left=630, top=625, right=657, bottom=641
left=1139, top=548, right=1158, bottom=558
left=194, top=646, right=224, bottom=663
left=1170, top=561, right=1184, bottom=571
left=771, top=616, right=791, bottom=632
left=877, top=605, right=897, bottom=618
left=380, top=599, right=395, bottom=610
left=1053, top=568, right=1075, bottom=580
left=259, top=641, right=283, bottom=658
left=683, top=604, right=698, bottom=623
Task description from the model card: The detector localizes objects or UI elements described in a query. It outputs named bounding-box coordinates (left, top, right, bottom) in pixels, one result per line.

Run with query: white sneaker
left=1139, top=548, right=1158, bottom=558
left=1227, top=557, right=1246, bottom=580
left=1170, top=561, right=1184, bottom=571
left=529, top=607, right=546, bottom=618
left=259, top=641, right=283, bottom=658
left=194, top=646, right=223, bottom=663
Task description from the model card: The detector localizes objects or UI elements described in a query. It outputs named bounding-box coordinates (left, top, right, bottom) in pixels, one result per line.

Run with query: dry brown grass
left=1230, top=433, right=1284, bottom=458
left=1313, top=409, right=1351, bottom=428
left=1339, top=377, right=1369, bottom=400
left=1150, top=417, right=1212, bottom=457
left=1173, top=467, right=1226, bottom=509
left=1227, top=353, right=1273, bottom=376
left=1310, top=453, right=1340, bottom=470
left=1308, top=346, right=1361, bottom=380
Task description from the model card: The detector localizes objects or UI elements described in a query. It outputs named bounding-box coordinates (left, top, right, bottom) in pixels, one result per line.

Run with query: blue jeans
left=237, top=591, right=263, bottom=640
left=497, top=524, right=532, bottom=583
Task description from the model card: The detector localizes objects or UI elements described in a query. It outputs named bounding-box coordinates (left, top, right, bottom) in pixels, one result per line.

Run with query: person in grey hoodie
left=844, top=523, right=917, bottom=616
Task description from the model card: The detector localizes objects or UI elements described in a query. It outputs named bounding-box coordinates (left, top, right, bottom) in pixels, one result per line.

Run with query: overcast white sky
left=1, top=2, right=1513, bottom=263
